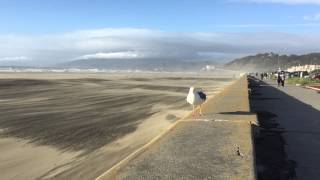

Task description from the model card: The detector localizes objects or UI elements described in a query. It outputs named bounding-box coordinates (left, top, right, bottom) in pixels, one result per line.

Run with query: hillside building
left=287, top=64, right=320, bottom=72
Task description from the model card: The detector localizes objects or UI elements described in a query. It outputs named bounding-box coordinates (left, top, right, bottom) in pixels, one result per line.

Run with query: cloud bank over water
left=77, top=52, right=142, bottom=60
left=0, top=56, right=30, bottom=62
left=0, top=28, right=320, bottom=66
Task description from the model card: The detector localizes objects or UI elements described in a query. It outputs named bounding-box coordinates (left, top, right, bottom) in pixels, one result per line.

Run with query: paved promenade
left=97, top=77, right=256, bottom=180
left=249, top=78, right=320, bottom=180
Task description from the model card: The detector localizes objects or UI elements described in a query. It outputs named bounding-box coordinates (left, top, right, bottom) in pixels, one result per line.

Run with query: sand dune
left=0, top=72, right=235, bottom=179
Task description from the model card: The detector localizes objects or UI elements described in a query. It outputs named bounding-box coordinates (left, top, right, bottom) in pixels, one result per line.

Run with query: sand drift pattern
left=0, top=76, right=232, bottom=152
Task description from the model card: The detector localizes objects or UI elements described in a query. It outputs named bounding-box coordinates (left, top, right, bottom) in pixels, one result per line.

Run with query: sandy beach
left=0, top=72, right=235, bottom=179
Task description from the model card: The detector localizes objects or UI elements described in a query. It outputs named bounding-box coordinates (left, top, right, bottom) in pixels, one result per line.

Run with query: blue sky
left=0, top=0, right=320, bottom=65
left=1, top=0, right=320, bottom=33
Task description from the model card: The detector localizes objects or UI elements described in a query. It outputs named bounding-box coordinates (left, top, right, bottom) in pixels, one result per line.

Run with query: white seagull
left=186, top=87, right=206, bottom=117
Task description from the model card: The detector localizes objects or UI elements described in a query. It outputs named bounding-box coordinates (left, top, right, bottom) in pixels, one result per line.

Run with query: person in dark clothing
left=277, top=73, right=281, bottom=87
left=280, top=73, right=286, bottom=87
left=260, top=73, right=264, bottom=80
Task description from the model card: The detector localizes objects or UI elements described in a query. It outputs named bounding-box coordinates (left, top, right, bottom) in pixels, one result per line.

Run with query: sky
left=0, top=0, right=320, bottom=66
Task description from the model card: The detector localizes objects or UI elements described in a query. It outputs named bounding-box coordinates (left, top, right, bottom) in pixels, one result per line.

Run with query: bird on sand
left=186, top=87, right=206, bottom=117
left=236, top=146, right=244, bottom=157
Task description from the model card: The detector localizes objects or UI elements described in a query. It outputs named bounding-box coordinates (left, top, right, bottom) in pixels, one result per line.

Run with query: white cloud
left=0, top=28, right=320, bottom=65
left=214, top=23, right=320, bottom=27
left=0, top=56, right=30, bottom=62
left=78, top=51, right=142, bottom=59
left=233, top=0, right=320, bottom=4
left=303, top=13, right=320, bottom=21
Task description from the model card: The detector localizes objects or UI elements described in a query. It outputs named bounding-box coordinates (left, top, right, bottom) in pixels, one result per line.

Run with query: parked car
left=289, top=71, right=309, bottom=78
left=313, top=74, right=320, bottom=80
left=310, top=69, right=320, bottom=80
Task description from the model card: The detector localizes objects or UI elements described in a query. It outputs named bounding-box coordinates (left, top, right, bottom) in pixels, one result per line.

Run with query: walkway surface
left=98, top=77, right=256, bottom=180
left=250, top=78, right=320, bottom=180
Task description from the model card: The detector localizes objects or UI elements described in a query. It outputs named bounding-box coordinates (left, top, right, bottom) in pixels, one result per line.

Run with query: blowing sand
left=0, top=72, right=235, bottom=179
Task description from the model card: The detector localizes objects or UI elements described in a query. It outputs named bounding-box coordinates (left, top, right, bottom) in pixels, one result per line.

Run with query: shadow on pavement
left=248, top=76, right=299, bottom=180
left=213, top=76, right=320, bottom=179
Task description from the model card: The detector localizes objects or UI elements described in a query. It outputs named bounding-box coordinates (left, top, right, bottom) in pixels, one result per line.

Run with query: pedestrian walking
left=277, top=73, right=281, bottom=87
left=280, top=73, right=286, bottom=87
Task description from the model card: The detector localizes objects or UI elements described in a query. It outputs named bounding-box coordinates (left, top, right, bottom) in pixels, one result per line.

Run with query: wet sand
left=0, top=72, right=235, bottom=179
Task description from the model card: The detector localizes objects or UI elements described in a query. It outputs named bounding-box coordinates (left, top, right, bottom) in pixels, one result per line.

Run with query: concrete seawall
left=96, top=77, right=257, bottom=180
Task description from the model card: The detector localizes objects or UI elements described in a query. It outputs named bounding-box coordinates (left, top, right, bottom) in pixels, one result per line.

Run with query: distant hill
left=225, top=52, right=320, bottom=71
left=61, top=58, right=219, bottom=71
